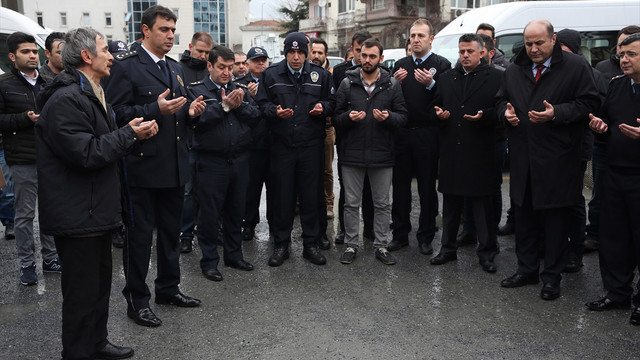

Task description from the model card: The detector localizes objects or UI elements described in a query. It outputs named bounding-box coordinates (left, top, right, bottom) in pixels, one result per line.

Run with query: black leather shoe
left=563, top=253, right=583, bottom=273
left=498, top=222, right=515, bottom=236
left=268, top=247, right=290, bottom=267
left=242, top=226, right=255, bottom=241
left=630, top=307, right=640, bottom=326
left=319, top=234, right=330, bottom=250
left=500, top=273, right=539, bottom=288
left=127, top=307, right=161, bottom=327
left=418, top=242, right=433, bottom=255
left=180, top=238, right=192, bottom=253
left=94, top=341, right=134, bottom=360
left=430, top=252, right=457, bottom=265
left=480, top=259, right=497, bottom=273
left=303, top=247, right=327, bottom=265
left=456, top=232, right=477, bottom=246
left=334, top=231, right=345, bottom=244
left=362, top=228, right=374, bottom=241
left=225, top=259, right=254, bottom=271
left=387, top=238, right=409, bottom=252
left=540, top=282, right=561, bottom=300
left=156, top=291, right=201, bottom=307
left=203, top=268, right=223, bottom=281
left=586, top=297, right=630, bottom=311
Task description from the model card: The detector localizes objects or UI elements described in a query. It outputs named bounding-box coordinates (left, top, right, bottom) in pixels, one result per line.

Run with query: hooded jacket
left=179, top=50, right=209, bottom=85
left=35, top=70, right=137, bottom=236
left=333, top=66, right=407, bottom=167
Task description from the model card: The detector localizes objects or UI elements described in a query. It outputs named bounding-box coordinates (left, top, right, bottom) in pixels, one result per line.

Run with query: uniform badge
left=429, top=68, right=437, bottom=75
left=256, top=48, right=263, bottom=54
left=177, top=75, right=184, bottom=87
left=310, top=71, right=319, bottom=83
left=293, top=41, right=298, bottom=47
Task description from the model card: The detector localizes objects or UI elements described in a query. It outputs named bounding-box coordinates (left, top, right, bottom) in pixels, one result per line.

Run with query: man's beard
left=362, top=64, right=378, bottom=74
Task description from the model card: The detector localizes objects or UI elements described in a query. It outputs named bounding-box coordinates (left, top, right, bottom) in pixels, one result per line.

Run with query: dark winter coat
left=333, top=67, right=407, bottom=168
left=179, top=50, right=209, bottom=85
left=434, top=62, right=502, bottom=196
left=35, top=70, right=137, bottom=236
left=186, top=77, right=261, bottom=157
left=496, top=42, right=601, bottom=209
left=0, top=67, right=46, bottom=165
left=234, top=74, right=269, bottom=149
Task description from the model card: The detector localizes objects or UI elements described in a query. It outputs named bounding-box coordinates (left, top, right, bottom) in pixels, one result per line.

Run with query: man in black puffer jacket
left=36, top=28, right=159, bottom=360
left=333, top=38, right=407, bottom=266
left=0, top=31, right=59, bottom=286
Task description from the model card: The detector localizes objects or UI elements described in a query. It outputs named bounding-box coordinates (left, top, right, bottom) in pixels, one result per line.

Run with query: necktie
left=415, top=58, right=422, bottom=66
left=534, top=64, right=545, bottom=82
left=157, top=60, right=170, bottom=85
left=294, top=71, right=301, bottom=79
left=633, top=83, right=640, bottom=97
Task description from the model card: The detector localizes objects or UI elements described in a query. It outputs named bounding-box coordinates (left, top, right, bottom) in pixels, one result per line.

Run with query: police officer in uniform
left=104, top=5, right=205, bottom=327
left=256, top=32, right=335, bottom=267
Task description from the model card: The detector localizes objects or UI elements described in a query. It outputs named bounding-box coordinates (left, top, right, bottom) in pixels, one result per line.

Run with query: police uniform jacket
left=597, top=75, right=640, bottom=170
left=434, top=61, right=501, bottom=197
left=333, top=66, right=407, bottom=168
left=256, top=60, right=335, bottom=148
left=104, top=48, right=190, bottom=188
left=36, top=70, right=137, bottom=236
left=496, top=42, right=601, bottom=209
left=187, top=77, right=261, bottom=157
left=234, top=74, right=269, bottom=150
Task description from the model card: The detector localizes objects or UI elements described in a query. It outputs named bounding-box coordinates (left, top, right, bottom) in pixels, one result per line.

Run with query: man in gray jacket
left=333, top=38, right=408, bottom=265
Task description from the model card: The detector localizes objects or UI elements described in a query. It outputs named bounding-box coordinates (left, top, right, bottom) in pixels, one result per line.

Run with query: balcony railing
left=299, top=17, right=327, bottom=31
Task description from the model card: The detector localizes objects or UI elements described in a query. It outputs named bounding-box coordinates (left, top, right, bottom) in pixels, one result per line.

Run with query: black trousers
left=599, top=168, right=640, bottom=306
left=514, top=175, right=570, bottom=284
left=56, top=233, right=112, bottom=360
left=197, top=152, right=249, bottom=271
left=392, top=126, right=439, bottom=244
left=440, top=194, right=497, bottom=262
left=123, top=186, right=183, bottom=311
left=244, top=147, right=272, bottom=229
left=270, top=142, right=323, bottom=248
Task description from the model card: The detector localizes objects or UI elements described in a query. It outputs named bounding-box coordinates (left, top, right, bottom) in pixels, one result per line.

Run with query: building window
left=60, top=12, right=67, bottom=26
left=314, top=5, right=326, bottom=19
left=174, top=34, right=180, bottom=46
left=83, top=13, right=90, bottom=27
left=173, top=8, right=180, bottom=19
left=128, top=0, right=158, bottom=43
left=106, top=13, right=112, bottom=27
left=339, top=0, right=355, bottom=13
left=372, top=0, right=385, bottom=10
left=36, top=12, right=43, bottom=27
left=193, top=0, right=226, bottom=46
left=106, top=35, right=113, bottom=42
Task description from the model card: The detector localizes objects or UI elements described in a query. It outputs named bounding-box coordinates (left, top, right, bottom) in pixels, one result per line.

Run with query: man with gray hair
left=36, top=27, right=159, bottom=359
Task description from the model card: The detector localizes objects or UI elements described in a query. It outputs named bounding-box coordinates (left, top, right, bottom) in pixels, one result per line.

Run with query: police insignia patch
left=310, top=71, right=319, bottom=83
left=429, top=67, right=437, bottom=75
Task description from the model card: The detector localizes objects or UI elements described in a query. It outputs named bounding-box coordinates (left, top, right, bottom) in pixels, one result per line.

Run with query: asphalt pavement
left=0, top=175, right=638, bottom=359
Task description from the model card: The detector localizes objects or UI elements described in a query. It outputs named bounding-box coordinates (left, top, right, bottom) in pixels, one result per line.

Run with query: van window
left=0, top=33, right=47, bottom=74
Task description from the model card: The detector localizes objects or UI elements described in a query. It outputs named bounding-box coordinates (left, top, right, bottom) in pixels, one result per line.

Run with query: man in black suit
left=104, top=5, right=205, bottom=327
left=586, top=33, right=640, bottom=326
left=388, top=18, right=452, bottom=256
left=496, top=20, right=600, bottom=300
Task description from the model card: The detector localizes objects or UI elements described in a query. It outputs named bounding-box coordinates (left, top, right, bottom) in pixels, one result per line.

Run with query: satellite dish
left=318, top=0, right=327, bottom=7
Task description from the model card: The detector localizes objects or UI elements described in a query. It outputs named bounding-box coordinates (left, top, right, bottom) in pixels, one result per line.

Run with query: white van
left=0, top=7, right=51, bottom=73
left=431, top=0, right=640, bottom=67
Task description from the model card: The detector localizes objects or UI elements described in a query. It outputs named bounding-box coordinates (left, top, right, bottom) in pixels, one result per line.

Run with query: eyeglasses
left=614, top=51, right=638, bottom=60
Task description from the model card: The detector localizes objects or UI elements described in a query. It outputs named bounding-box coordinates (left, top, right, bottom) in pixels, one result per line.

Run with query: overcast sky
left=249, top=0, right=290, bottom=21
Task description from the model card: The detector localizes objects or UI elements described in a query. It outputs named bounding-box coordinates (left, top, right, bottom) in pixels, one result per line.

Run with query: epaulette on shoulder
left=610, top=74, right=626, bottom=84
left=166, top=55, right=177, bottom=62
left=188, top=80, right=204, bottom=86
left=308, top=62, right=324, bottom=71
left=116, top=50, right=137, bottom=60
left=234, top=82, right=249, bottom=89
